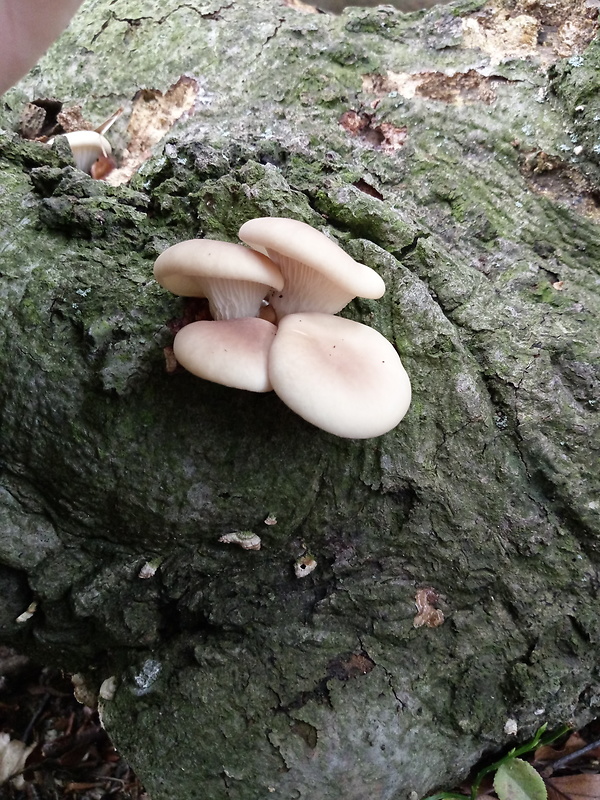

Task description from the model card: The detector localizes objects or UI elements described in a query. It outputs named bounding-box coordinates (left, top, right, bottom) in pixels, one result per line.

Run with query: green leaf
left=493, top=758, right=547, bottom=800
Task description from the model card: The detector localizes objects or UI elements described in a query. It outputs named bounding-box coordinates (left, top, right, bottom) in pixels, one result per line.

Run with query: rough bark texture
left=1, top=0, right=599, bottom=798
left=309, top=0, right=452, bottom=12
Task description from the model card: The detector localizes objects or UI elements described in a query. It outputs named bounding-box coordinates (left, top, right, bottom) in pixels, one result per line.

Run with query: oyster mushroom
left=268, top=312, right=411, bottom=438
left=153, top=239, right=284, bottom=321
left=173, top=317, right=277, bottom=392
left=238, top=217, right=385, bottom=318
left=49, top=130, right=113, bottom=175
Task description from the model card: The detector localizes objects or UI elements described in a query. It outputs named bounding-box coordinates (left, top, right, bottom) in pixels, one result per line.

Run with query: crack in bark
left=511, top=387, right=533, bottom=483
left=220, top=770, right=233, bottom=799
left=389, top=234, right=426, bottom=264
left=262, top=18, right=285, bottom=48
left=433, top=420, right=477, bottom=466
left=90, top=15, right=114, bottom=45
left=357, top=636, right=405, bottom=709
left=171, top=2, right=235, bottom=21
left=97, top=2, right=235, bottom=41
left=567, top=613, right=592, bottom=644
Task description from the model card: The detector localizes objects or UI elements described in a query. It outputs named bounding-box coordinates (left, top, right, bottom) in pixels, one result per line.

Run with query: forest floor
left=0, top=648, right=145, bottom=800
left=1, top=646, right=600, bottom=800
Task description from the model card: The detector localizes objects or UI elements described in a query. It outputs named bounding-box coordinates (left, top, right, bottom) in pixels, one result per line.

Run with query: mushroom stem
left=239, top=217, right=385, bottom=317
left=153, top=239, right=284, bottom=321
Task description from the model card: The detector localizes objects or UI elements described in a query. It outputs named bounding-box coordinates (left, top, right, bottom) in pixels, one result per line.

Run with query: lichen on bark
left=0, top=0, right=599, bottom=798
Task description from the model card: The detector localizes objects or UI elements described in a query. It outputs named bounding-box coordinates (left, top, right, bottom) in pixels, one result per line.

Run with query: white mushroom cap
left=50, top=130, right=113, bottom=174
left=238, top=217, right=385, bottom=318
left=268, top=312, right=411, bottom=438
left=173, top=317, right=277, bottom=392
left=154, top=240, right=284, bottom=321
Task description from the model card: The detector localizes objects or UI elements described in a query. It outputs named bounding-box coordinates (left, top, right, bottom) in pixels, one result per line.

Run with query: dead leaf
left=535, top=732, right=587, bottom=763
left=338, top=110, right=407, bottom=153
left=0, top=733, right=35, bottom=785
left=547, top=774, right=600, bottom=800
left=413, top=588, right=445, bottom=628
left=327, top=652, right=375, bottom=680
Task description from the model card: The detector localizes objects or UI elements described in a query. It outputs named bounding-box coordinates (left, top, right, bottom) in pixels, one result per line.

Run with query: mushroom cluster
left=153, top=218, right=411, bottom=438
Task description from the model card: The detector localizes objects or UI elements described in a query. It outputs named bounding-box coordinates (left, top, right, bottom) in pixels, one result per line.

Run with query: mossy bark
left=1, top=0, right=599, bottom=798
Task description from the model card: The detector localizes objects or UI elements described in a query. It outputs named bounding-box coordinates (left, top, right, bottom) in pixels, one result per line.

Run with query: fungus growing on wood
left=154, top=222, right=411, bottom=438
left=294, top=554, right=317, bottom=578
left=219, top=531, right=262, bottom=550
left=49, top=130, right=113, bottom=175
left=153, top=239, right=284, bottom=320
left=173, top=317, right=277, bottom=392
left=268, top=312, right=411, bottom=438
left=238, top=217, right=385, bottom=318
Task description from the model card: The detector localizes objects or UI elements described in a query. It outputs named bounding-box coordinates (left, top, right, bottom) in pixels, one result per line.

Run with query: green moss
left=529, top=280, right=573, bottom=306
left=1, top=1, right=599, bottom=799
left=447, top=0, right=488, bottom=15
left=343, top=6, right=420, bottom=37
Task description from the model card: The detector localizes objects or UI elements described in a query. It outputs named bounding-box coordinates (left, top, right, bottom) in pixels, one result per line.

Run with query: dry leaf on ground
left=546, top=774, right=600, bottom=800
left=0, top=733, right=35, bottom=785
left=535, top=733, right=588, bottom=763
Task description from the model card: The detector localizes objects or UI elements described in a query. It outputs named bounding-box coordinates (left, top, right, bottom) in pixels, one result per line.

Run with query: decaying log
left=0, top=0, right=599, bottom=797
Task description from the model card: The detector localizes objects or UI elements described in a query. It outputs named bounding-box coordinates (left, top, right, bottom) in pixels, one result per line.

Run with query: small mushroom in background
left=294, top=554, right=317, bottom=578
left=219, top=531, right=262, bottom=550
left=238, top=217, right=385, bottom=319
left=15, top=600, right=37, bottom=624
left=173, top=317, right=277, bottom=392
left=268, top=312, right=411, bottom=438
left=153, top=239, right=284, bottom=320
left=99, top=675, right=118, bottom=701
left=71, top=673, right=98, bottom=708
left=48, top=130, right=114, bottom=175
left=138, top=557, right=164, bottom=579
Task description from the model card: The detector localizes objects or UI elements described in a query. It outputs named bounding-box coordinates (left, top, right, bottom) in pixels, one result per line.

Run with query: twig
left=21, top=692, right=50, bottom=743
left=549, top=737, right=600, bottom=771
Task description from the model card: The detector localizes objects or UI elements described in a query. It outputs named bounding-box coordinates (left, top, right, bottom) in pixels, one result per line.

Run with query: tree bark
left=1, top=0, right=599, bottom=798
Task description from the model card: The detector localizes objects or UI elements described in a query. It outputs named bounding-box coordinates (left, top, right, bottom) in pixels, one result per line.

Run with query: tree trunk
left=1, top=0, right=599, bottom=797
